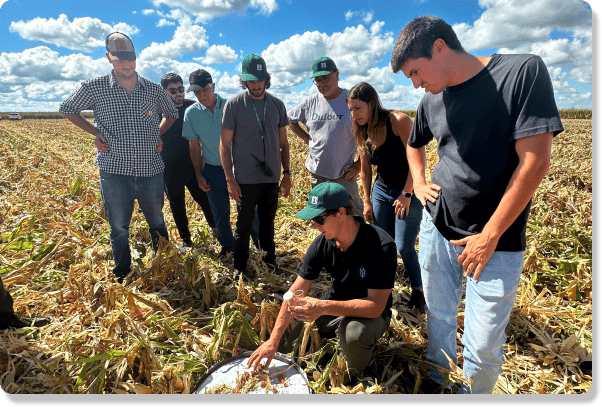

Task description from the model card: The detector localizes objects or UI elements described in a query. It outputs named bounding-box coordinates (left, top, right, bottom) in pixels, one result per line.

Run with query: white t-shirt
left=288, top=89, right=356, bottom=179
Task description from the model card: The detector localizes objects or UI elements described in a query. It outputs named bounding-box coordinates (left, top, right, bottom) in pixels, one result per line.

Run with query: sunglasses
left=312, top=209, right=339, bottom=225
left=313, top=73, right=333, bottom=85
left=167, top=86, right=186, bottom=94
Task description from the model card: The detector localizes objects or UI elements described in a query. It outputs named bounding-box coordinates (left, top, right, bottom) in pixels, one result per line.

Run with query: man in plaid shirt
left=59, top=32, right=179, bottom=283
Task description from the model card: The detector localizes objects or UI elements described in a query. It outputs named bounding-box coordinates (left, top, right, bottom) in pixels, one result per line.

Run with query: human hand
left=227, top=178, right=242, bottom=202
left=343, top=160, right=361, bottom=180
left=289, top=296, right=322, bottom=322
left=198, top=176, right=211, bottom=192
left=279, top=174, right=291, bottom=197
left=95, top=133, right=110, bottom=152
left=414, top=183, right=441, bottom=206
left=155, top=139, right=163, bottom=153
left=247, top=340, right=278, bottom=372
left=450, top=232, right=500, bottom=280
left=393, top=194, right=411, bottom=219
left=363, top=202, right=374, bottom=223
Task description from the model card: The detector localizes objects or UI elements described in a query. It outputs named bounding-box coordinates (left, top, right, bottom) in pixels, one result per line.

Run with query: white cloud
left=453, top=0, right=591, bottom=51
left=138, top=17, right=208, bottom=61
left=142, top=9, right=155, bottom=15
left=195, top=45, right=238, bottom=64
left=262, top=24, right=394, bottom=89
left=9, top=14, right=139, bottom=52
left=150, top=0, right=278, bottom=22
left=370, top=21, right=385, bottom=35
left=344, top=10, right=374, bottom=24
left=363, top=11, right=374, bottom=24
left=157, top=18, right=176, bottom=27
left=345, top=10, right=355, bottom=21
left=137, top=58, right=220, bottom=87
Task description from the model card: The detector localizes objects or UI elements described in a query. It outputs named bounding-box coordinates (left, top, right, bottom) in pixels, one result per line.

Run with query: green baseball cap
left=295, top=182, right=350, bottom=220
left=241, top=54, right=267, bottom=81
left=311, top=57, right=337, bottom=78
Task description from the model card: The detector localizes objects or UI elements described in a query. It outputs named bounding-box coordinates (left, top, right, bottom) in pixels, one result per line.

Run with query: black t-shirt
left=409, top=54, right=564, bottom=251
left=298, top=216, right=397, bottom=318
left=366, top=116, right=409, bottom=190
left=160, top=99, right=196, bottom=170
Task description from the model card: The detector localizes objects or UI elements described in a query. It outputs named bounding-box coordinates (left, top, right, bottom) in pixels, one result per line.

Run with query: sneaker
left=407, top=289, right=426, bottom=314
left=0, top=314, right=50, bottom=329
left=114, top=268, right=131, bottom=284
left=179, top=239, right=193, bottom=253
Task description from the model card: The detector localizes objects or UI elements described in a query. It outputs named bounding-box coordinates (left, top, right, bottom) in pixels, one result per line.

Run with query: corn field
left=0, top=115, right=592, bottom=394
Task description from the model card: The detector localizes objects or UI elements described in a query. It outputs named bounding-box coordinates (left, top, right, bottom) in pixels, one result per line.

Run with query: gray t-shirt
left=288, top=89, right=356, bottom=179
left=222, top=91, right=288, bottom=184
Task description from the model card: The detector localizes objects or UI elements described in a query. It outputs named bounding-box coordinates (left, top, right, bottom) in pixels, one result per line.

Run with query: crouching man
left=248, top=182, right=396, bottom=381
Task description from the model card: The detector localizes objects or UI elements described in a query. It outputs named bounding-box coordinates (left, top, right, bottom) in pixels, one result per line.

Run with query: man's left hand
left=289, top=297, right=322, bottom=322
left=450, top=232, right=500, bottom=280
left=279, top=174, right=291, bottom=197
left=156, top=139, right=163, bottom=153
left=343, top=160, right=361, bottom=180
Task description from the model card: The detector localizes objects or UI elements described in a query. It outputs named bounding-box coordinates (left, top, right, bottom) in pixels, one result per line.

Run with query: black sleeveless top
left=365, top=117, right=409, bottom=190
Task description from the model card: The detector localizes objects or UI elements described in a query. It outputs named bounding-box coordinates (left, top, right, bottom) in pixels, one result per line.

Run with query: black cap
left=187, top=69, right=213, bottom=92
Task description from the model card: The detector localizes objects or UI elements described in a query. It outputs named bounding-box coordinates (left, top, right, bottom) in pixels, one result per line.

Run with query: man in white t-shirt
left=288, top=57, right=363, bottom=218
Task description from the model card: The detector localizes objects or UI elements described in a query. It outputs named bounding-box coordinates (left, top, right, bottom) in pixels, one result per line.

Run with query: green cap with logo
left=311, top=57, right=337, bottom=78
left=242, top=54, right=267, bottom=81
left=295, top=182, right=350, bottom=220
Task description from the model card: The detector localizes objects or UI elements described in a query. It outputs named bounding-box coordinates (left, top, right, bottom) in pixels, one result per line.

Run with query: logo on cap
left=311, top=196, right=318, bottom=204
left=257, top=65, right=262, bottom=71
left=321, top=62, right=327, bottom=68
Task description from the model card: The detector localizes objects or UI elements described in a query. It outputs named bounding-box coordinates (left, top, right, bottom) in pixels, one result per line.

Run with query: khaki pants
left=310, top=173, right=364, bottom=219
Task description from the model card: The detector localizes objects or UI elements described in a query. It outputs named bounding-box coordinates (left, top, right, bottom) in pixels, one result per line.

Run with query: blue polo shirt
left=182, top=94, right=226, bottom=167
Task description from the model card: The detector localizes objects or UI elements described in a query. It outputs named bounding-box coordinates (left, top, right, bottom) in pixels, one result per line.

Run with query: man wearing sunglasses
left=159, top=73, right=215, bottom=252
left=288, top=57, right=364, bottom=219
left=60, top=32, right=178, bottom=283
left=248, top=182, right=396, bottom=383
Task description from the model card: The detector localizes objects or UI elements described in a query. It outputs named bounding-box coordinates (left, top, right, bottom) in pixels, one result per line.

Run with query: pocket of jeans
left=99, top=170, right=112, bottom=181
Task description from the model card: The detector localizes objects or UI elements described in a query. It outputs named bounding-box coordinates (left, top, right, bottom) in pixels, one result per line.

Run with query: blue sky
left=0, top=0, right=593, bottom=112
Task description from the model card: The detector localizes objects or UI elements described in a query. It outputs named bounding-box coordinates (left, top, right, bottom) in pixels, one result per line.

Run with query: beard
left=248, top=85, right=265, bottom=98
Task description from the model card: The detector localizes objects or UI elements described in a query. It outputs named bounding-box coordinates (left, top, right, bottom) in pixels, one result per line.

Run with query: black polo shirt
left=298, top=216, right=397, bottom=318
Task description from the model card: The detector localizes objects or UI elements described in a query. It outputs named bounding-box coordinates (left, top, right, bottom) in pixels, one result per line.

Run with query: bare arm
left=247, top=276, right=314, bottom=371
left=189, top=140, right=210, bottom=192
left=220, top=128, right=242, bottom=201
left=288, top=120, right=310, bottom=145
left=359, top=151, right=374, bottom=222
left=64, top=113, right=109, bottom=152
left=451, top=132, right=554, bottom=280
left=159, top=117, right=176, bottom=136
left=391, top=112, right=416, bottom=218
left=279, top=126, right=292, bottom=197
left=291, top=288, right=391, bottom=321
left=407, top=144, right=440, bottom=206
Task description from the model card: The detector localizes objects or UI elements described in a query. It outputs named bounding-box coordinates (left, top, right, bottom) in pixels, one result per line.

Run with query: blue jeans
left=372, top=181, right=423, bottom=289
left=202, top=164, right=234, bottom=250
left=99, top=170, right=168, bottom=276
left=419, top=210, right=523, bottom=394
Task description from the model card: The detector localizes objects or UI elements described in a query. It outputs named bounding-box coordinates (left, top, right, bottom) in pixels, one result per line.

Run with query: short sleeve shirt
left=222, top=91, right=288, bottom=184
left=182, top=95, right=227, bottom=167
left=59, top=72, right=178, bottom=177
left=287, top=90, right=356, bottom=179
left=298, top=217, right=397, bottom=318
left=409, top=54, right=564, bottom=251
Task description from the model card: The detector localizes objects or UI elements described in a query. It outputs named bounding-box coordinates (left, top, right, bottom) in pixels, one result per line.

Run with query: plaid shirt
left=59, top=71, right=179, bottom=177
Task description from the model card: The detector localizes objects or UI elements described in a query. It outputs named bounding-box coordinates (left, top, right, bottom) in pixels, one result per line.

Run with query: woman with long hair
left=347, top=82, right=425, bottom=312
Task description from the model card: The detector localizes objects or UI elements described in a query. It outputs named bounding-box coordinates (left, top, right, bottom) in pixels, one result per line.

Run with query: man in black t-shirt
left=391, top=16, right=563, bottom=394
left=247, top=182, right=396, bottom=382
left=160, top=73, right=215, bottom=251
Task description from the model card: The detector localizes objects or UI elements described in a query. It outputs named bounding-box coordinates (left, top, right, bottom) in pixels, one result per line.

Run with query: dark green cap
left=242, top=54, right=267, bottom=81
left=295, top=182, right=350, bottom=220
left=311, top=57, right=337, bottom=78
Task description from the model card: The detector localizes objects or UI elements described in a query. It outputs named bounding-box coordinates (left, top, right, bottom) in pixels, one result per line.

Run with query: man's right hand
left=414, top=183, right=441, bottom=206
left=95, top=133, right=109, bottom=152
left=226, top=178, right=242, bottom=202
left=363, top=201, right=374, bottom=223
left=197, top=176, right=211, bottom=192
left=247, top=340, right=278, bottom=372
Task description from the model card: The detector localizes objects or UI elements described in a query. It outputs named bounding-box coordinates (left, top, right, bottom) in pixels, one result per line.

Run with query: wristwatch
left=402, top=190, right=412, bottom=198
left=282, top=169, right=291, bottom=175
